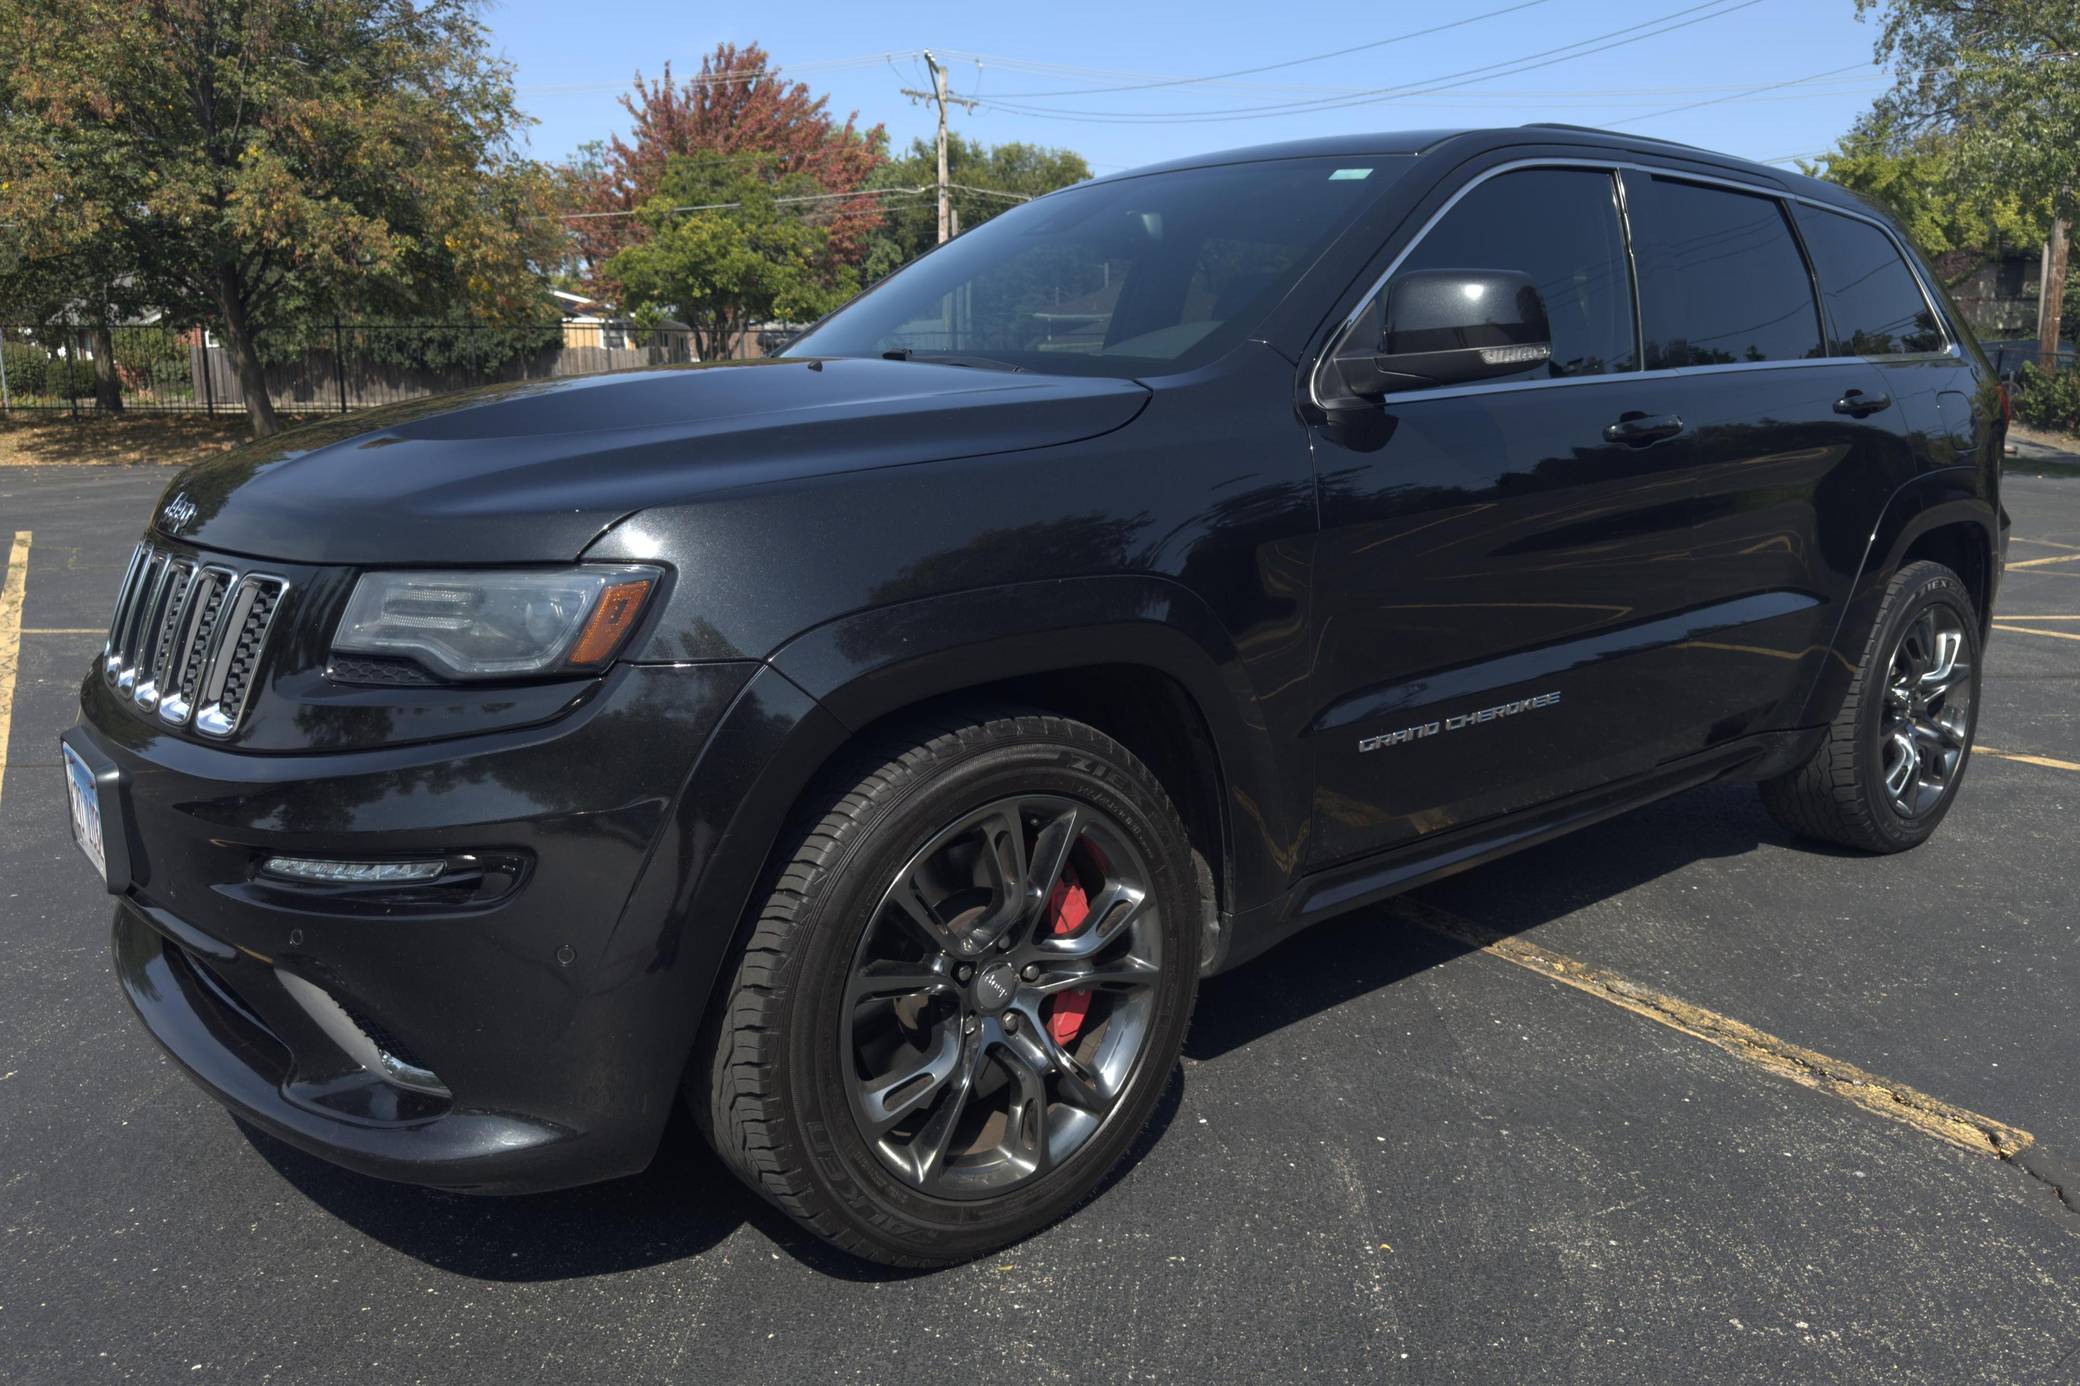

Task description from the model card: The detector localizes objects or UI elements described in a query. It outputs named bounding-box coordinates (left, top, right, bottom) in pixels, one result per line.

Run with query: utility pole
left=901, top=51, right=978, bottom=245
left=2040, top=213, right=2071, bottom=372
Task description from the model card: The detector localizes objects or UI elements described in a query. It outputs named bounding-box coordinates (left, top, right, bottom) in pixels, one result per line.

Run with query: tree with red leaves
left=570, top=43, right=887, bottom=299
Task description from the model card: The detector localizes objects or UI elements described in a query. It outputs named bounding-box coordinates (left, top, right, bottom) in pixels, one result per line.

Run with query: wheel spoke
left=1007, top=1001, right=1109, bottom=1111
left=968, top=804, right=1032, bottom=942
left=907, top=1027, right=985, bottom=1185
left=993, top=1040, right=1054, bottom=1177
left=1030, top=954, right=1159, bottom=996
left=886, top=874, right=958, bottom=953
left=858, top=1022, right=962, bottom=1138
left=1025, top=804, right=1082, bottom=903
left=1919, top=627, right=1965, bottom=696
left=846, top=959, right=946, bottom=1010
left=1884, top=730, right=1920, bottom=802
left=1035, top=880, right=1147, bottom=959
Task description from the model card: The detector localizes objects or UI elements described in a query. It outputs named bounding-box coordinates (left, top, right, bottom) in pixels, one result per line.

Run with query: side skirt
left=1205, top=726, right=1823, bottom=976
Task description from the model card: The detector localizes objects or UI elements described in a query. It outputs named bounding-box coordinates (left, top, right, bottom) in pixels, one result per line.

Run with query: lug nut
left=963, top=1016, right=978, bottom=1035
left=997, top=934, right=1015, bottom=951
left=1003, top=1012, right=1021, bottom=1034
left=1021, top=964, right=1039, bottom=981
left=956, top=964, right=974, bottom=983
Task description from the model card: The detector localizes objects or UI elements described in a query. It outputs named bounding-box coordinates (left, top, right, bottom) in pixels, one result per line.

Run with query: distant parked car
left=66, top=124, right=2008, bottom=1268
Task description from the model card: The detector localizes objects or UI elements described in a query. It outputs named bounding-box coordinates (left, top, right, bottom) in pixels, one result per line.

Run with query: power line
left=945, top=0, right=1557, bottom=100
left=1601, top=60, right=1870, bottom=126
left=965, top=0, right=1767, bottom=124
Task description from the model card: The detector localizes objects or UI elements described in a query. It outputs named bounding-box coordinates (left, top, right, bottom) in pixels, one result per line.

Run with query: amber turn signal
left=567, top=576, right=655, bottom=666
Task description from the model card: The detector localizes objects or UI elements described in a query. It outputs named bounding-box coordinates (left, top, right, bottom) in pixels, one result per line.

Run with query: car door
left=1304, top=163, right=1723, bottom=868
left=1619, top=171, right=1923, bottom=747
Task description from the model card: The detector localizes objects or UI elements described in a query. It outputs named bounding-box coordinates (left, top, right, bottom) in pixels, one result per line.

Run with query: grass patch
left=0, top=414, right=254, bottom=469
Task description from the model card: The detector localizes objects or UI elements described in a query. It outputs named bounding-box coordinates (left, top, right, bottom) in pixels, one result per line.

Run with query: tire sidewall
left=1854, top=568, right=1980, bottom=848
left=779, top=725, right=1197, bottom=1261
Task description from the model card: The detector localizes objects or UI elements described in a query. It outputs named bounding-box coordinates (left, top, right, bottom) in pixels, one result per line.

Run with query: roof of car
left=1089, top=125, right=1858, bottom=212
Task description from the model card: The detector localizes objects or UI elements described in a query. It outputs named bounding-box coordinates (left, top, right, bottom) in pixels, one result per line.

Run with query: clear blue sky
left=486, top=0, right=1892, bottom=178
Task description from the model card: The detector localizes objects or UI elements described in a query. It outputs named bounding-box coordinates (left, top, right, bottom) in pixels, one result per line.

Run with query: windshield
left=785, top=156, right=1411, bottom=378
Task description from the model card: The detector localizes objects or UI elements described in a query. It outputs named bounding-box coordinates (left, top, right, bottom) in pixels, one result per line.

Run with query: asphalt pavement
left=3, top=461, right=2079, bottom=1384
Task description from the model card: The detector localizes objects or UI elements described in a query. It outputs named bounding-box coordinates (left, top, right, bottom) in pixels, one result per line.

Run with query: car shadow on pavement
left=239, top=1051, right=1187, bottom=1283
left=1187, top=782, right=1826, bottom=1062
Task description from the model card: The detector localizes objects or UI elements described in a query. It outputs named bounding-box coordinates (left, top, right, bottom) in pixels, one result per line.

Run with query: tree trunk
left=2038, top=216, right=2070, bottom=373
left=89, top=321, right=124, bottom=415
left=213, top=267, right=279, bottom=438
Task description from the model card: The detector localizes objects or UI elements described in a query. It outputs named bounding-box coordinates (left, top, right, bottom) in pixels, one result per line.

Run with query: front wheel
left=1760, top=560, right=1981, bottom=853
left=694, top=711, right=1200, bottom=1267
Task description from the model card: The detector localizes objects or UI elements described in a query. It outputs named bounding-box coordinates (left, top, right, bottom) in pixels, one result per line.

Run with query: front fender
left=767, top=574, right=1305, bottom=915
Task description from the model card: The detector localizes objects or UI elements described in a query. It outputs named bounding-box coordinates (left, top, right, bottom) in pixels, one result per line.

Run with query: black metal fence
left=0, top=321, right=771, bottom=417
left=1984, top=339, right=2079, bottom=377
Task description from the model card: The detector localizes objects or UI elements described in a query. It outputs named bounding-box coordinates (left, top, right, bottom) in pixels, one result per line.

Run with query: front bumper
left=74, top=659, right=759, bottom=1194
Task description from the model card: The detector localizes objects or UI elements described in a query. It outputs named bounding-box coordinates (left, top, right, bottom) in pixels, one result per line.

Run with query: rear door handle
left=1604, top=412, right=1686, bottom=446
left=1834, top=389, right=1892, bottom=417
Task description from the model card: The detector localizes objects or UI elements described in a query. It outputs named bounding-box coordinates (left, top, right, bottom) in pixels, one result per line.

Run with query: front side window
left=1789, top=203, right=1944, bottom=356
left=786, top=157, right=1411, bottom=378
left=1628, top=176, right=1823, bottom=368
left=1391, top=167, right=1638, bottom=380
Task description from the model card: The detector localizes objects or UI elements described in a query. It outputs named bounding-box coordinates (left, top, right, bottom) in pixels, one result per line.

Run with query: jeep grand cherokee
left=63, top=126, right=2007, bottom=1267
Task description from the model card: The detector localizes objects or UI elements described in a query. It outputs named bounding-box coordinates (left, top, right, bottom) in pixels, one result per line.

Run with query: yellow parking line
left=1976, top=745, right=2080, bottom=773
left=2008, top=553, right=2080, bottom=570
left=1992, top=623, right=2080, bottom=642
left=2011, top=537, right=2080, bottom=552
left=0, top=531, right=29, bottom=816
left=1995, top=614, right=2080, bottom=620
left=1395, top=897, right=2034, bottom=1159
left=20, top=627, right=101, bottom=636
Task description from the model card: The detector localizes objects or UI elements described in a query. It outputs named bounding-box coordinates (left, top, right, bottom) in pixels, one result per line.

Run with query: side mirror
left=1333, top=268, right=1553, bottom=397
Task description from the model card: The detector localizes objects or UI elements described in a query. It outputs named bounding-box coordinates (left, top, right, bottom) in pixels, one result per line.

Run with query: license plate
left=63, top=742, right=107, bottom=884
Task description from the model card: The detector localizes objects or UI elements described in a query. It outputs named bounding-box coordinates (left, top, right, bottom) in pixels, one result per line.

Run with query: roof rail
left=1518, top=122, right=1734, bottom=161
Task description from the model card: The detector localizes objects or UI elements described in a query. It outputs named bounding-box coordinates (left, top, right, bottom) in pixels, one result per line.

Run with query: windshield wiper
left=878, top=348, right=1027, bottom=373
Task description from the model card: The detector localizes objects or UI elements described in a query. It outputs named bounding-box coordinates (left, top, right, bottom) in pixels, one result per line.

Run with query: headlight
left=332, top=565, right=660, bottom=681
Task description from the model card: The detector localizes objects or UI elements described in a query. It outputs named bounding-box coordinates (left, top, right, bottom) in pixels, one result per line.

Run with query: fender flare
left=765, top=573, right=1303, bottom=912
left=1795, top=466, right=1996, bottom=726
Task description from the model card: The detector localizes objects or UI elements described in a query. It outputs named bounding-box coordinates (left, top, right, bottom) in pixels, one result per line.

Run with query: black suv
left=64, top=127, right=2007, bottom=1267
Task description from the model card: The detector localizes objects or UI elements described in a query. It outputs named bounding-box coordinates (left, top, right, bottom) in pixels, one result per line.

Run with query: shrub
left=2014, top=362, right=2080, bottom=434
left=1, top=341, right=48, bottom=395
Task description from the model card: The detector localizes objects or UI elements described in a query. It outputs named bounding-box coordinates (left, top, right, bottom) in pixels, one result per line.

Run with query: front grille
left=104, top=541, right=288, bottom=738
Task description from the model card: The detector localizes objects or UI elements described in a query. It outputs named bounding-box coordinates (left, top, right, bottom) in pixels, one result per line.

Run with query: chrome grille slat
left=103, top=543, right=149, bottom=682
left=160, top=565, right=233, bottom=726
left=101, top=542, right=287, bottom=738
left=134, top=559, right=195, bottom=710
left=115, top=553, right=170, bottom=691
left=195, top=574, right=287, bottom=738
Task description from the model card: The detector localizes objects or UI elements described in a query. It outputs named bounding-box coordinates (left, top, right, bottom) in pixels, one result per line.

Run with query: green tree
left=605, top=157, right=860, bottom=362
left=0, top=0, right=565, bottom=437
left=1804, top=125, right=2049, bottom=268
left=864, top=135, right=1091, bottom=281
left=1856, top=0, right=2080, bottom=351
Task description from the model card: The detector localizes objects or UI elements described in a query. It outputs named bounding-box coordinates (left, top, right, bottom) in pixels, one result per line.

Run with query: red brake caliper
left=1043, top=877, right=1093, bottom=1047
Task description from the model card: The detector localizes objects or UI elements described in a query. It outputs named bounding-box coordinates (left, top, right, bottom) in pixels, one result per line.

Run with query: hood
left=154, top=357, right=1152, bottom=564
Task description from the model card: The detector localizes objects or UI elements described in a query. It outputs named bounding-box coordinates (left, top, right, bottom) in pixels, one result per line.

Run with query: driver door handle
left=1604, top=412, right=1687, bottom=446
left=1834, top=389, right=1892, bottom=417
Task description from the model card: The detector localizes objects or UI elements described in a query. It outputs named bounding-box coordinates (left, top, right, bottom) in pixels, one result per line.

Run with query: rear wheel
left=1760, top=560, right=1980, bottom=853
left=695, top=711, right=1199, bottom=1267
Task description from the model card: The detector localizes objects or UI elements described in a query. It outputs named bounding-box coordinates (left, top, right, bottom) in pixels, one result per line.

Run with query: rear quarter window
left=1788, top=203, right=1946, bottom=356
left=1627, top=176, right=1823, bottom=369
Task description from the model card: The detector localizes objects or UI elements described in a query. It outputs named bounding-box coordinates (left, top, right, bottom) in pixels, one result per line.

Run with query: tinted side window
left=1789, top=203, right=1944, bottom=355
left=1628, top=176, right=1822, bottom=368
left=1394, top=168, right=1637, bottom=379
